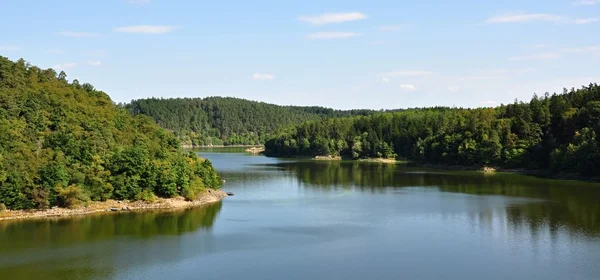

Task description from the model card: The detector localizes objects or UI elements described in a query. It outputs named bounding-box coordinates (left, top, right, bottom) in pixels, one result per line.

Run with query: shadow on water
left=266, top=160, right=600, bottom=238
left=0, top=202, right=222, bottom=280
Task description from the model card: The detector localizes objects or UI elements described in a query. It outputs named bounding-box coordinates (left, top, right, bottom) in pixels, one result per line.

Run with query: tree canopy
left=0, top=56, right=221, bottom=210
left=265, top=85, right=600, bottom=177
left=126, top=97, right=385, bottom=146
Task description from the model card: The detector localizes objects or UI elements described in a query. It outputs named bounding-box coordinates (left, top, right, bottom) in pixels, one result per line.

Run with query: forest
left=126, top=97, right=384, bottom=146
left=0, top=56, right=221, bottom=210
left=265, top=84, right=600, bottom=177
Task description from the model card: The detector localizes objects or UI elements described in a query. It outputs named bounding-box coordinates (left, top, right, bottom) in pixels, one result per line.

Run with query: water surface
left=1, top=150, right=600, bottom=279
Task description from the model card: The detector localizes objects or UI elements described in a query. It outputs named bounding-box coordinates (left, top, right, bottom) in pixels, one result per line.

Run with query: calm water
left=1, top=149, right=600, bottom=280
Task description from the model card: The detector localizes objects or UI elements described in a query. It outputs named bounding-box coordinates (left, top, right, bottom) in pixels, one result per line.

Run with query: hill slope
left=265, top=85, right=600, bottom=177
left=126, top=97, right=381, bottom=146
left=0, top=57, right=221, bottom=210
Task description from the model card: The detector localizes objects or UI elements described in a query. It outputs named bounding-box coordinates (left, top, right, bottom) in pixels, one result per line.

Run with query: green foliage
left=182, top=178, right=206, bottom=201
left=136, top=189, right=157, bottom=203
left=266, top=84, right=600, bottom=176
left=126, top=97, right=386, bottom=146
left=54, top=184, right=90, bottom=209
left=0, top=56, right=222, bottom=210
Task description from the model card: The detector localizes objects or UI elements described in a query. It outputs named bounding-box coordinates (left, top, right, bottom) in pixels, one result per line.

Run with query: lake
left=1, top=149, right=600, bottom=280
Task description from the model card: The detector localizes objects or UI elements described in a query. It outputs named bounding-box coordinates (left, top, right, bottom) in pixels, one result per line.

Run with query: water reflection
left=2, top=153, right=600, bottom=280
left=272, top=161, right=600, bottom=237
left=0, top=202, right=222, bottom=280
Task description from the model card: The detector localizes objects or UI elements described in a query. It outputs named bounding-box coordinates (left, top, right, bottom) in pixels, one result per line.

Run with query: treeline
left=0, top=57, right=221, bottom=210
left=126, top=97, right=384, bottom=146
left=265, top=84, right=600, bottom=176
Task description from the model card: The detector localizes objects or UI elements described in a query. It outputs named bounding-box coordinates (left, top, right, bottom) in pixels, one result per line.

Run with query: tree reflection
left=0, top=202, right=222, bottom=250
left=276, top=161, right=600, bottom=237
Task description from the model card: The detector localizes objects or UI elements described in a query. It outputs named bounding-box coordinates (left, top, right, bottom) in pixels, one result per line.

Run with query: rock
left=117, top=201, right=122, bottom=204
left=122, top=206, right=130, bottom=211
left=482, top=166, right=496, bottom=173
left=226, top=192, right=234, bottom=196
left=110, top=207, right=119, bottom=211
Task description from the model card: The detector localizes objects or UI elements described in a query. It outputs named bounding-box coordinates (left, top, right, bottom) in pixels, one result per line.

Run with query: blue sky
left=1, top=0, right=599, bottom=109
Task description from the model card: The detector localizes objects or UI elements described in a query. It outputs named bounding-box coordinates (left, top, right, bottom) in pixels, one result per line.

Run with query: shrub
left=0, top=203, right=7, bottom=211
left=136, top=189, right=157, bottom=203
left=31, top=188, right=50, bottom=209
left=182, top=178, right=205, bottom=201
left=54, top=184, right=90, bottom=209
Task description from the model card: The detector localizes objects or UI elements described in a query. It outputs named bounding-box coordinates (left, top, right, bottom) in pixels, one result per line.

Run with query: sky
left=1, top=0, right=599, bottom=109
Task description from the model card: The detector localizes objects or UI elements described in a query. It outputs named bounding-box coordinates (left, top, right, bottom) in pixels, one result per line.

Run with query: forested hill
left=265, top=84, right=600, bottom=177
left=126, top=97, right=383, bottom=146
left=0, top=56, right=221, bottom=210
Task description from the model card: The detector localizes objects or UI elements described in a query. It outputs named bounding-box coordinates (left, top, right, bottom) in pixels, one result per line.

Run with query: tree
left=264, top=83, right=600, bottom=177
left=58, top=71, right=67, bottom=81
left=0, top=56, right=222, bottom=210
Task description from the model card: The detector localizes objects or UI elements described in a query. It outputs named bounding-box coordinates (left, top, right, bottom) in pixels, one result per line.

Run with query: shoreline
left=409, top=163, right=600, bottom=182
left=357, top=158, right=401, bottom=164
left=245, top=146, right=265, bottom=154
left=266, top=153, right=600, bottom=183
left=182, top=144, right=263, bottom=149
left=0, top=189, right=228, bottom=222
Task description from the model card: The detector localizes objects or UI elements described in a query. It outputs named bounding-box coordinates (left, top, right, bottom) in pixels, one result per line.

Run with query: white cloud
left=378, top=25, right=408, bottom=31
left=129, top=0, right=150, bottom=4
left=532, top=44, right=551, bottom=49
left=306, top=32, right=360, bottom=39
left=369, top=40, right=386, bottom=45
left=509, top=52, right=560, bottom=61
left=47, top=49, right=64, bottom=54
left=0, top=45, right=19, bottom=51
left=572, top=0, right=599, bottom=5
left=509, top=46, right=600, bottom=62
left=563, top=46, right=600, bottom=52
left=351, top=84, right=369, bottom=90
left=460, top=68, right=535, bottom=80
left=480, top=100, right=497, bottom=105
left=298, top=12, right=367, bottom=25
left=486, top=12, right=596, bottom=25
left=114, top=25, right=179, bottom=34
left=562, top=46, right=600, bottom=56
left=53, top=62, right=78, bottom=70
left=400, top=84, right=417, bottom=91
left=252, top=73, right=275, bottom=80
left=379, top=77, right=390, bottom=83
left=485, top=13, right=564, bottom=23
left=480, top=68, right=536, bottom=75
left=513, top=68, right=537, bottom=74
left=448, top=86, right=460, bottom=92
left=83, top=50, right=106, bottom=57
left=381, top=70, right=433, bottom=77
left=88, top=60, right=102, bottom=66
left=57, top=31, right=99, bottom=38
left=573, top=18, right=599, bottom=24
left=464, top=76, right=504, bottom=81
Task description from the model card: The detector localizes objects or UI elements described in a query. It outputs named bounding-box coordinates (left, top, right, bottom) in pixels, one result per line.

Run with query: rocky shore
left=0, top=189, right=228, bottom=221
left=314, top=155, right=342, bottom=160
left=181, top=144, right=263, bottom=149
left=245, top=146, right=265, bottom=154
left=358, top=158, right=399, bottom=164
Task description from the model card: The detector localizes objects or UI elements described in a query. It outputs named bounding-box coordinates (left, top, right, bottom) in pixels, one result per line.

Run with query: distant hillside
left=126, top=97, right=382, bottom=146
left=0, top=57, right=221, bottom=210
left=265, top=84, right=600, bottom=177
